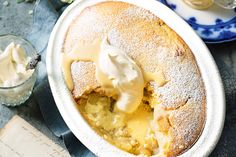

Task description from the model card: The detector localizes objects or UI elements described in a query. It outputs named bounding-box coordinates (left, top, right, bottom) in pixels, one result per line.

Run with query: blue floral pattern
left=159, top=0, right=236, bottom=43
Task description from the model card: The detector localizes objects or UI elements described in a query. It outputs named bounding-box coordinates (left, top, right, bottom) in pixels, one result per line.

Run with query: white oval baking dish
left=47, top=0, right=225, bottom=156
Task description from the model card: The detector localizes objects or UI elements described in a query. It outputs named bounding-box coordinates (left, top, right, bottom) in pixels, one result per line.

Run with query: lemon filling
left=77, top=86, right=159, bottom=156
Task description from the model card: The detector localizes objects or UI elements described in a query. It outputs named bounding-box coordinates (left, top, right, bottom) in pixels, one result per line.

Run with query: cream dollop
left=0, top=42, right=33, bottom=87
left=97, top=38, right=144, bottom=113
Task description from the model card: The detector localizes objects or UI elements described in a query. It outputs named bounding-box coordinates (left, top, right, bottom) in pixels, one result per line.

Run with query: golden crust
left=71, top=61, right=100, bottom=98
left=63, top=2, right=206, bottom=156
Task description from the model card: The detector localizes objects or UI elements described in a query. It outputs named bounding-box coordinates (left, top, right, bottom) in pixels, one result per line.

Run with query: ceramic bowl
left=47, top=0, right=225, bottom=156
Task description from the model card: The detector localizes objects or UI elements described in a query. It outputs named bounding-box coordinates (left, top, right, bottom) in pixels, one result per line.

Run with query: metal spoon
left=25, top=54, right=41, bottom=70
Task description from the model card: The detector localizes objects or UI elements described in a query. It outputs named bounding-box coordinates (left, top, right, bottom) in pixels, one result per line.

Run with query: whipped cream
left=96, top=38, right=144, bottom=113
left=0, top=42, right=33, bottom=87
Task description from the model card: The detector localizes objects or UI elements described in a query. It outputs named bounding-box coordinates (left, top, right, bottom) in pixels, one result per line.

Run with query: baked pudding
left=61, top=1, right=206, bottom=157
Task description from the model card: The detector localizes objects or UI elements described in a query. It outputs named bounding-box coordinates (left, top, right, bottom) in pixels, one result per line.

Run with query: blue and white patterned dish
left=160, top=0, right=236, bottom=43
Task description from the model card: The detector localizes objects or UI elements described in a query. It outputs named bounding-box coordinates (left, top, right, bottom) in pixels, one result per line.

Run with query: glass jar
left=0, top=35, right=38, bottom=106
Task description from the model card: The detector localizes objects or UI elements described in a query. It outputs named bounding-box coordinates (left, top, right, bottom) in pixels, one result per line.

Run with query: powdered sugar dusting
left=71, top=61, right=100, bottom=98
left=122, top=6, right=159, bottom=21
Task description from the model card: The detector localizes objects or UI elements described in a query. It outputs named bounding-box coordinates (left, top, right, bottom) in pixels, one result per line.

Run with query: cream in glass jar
left=0, top=35, right=37, bottom=106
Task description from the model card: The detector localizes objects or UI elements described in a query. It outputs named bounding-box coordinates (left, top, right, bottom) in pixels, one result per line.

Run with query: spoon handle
left=26, top=54, right=41, bottom=70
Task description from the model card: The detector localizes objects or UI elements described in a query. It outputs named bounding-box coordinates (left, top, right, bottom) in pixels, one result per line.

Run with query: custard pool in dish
left=61, top=1, right=206, bottom=156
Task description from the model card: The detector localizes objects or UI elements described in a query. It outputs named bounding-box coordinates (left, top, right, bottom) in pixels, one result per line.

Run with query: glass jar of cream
left=0, top=35, right=38, bottom=106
